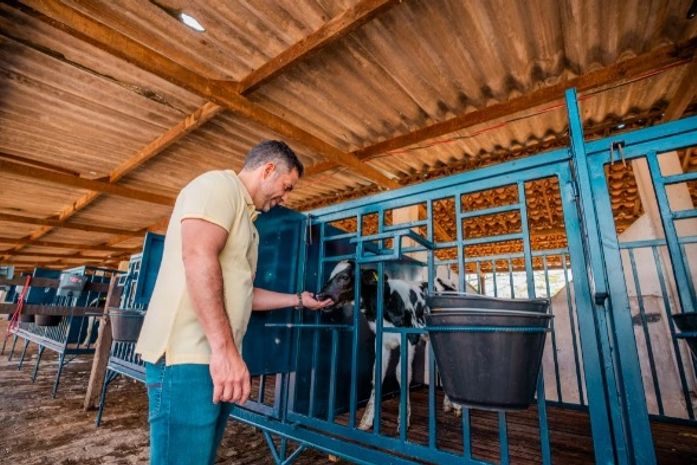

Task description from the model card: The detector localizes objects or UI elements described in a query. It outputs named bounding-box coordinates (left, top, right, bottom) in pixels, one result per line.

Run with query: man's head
left=239, top=140, right=304, bottom=212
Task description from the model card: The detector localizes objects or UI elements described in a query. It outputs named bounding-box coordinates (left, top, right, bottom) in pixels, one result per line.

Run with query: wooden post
left=83, top=274, right=122, bottom=411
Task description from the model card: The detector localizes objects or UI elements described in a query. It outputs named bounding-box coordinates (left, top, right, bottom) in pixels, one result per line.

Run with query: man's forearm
left=184, top=253, right=237, bottom=352
left=252, top=288, right=297, bottom=311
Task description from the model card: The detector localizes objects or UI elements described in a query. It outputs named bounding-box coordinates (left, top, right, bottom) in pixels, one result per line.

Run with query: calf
left=317, top=260, right=461, bottom=431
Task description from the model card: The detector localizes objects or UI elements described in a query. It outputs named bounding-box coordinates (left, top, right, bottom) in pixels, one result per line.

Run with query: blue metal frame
left=228, top=89, right=697, bottom=465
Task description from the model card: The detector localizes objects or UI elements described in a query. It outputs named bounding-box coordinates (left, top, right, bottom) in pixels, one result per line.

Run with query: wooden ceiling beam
left=0, top=250, right=129, bottom=259
left=0, top=156, right=174, bottom=205
left=0, top=152, right=80, bottom=176
left=0, top=212, right=141, bottom=236
left=306, top=38, right=697, bottom=175
left=661, top=50, right=697, bottom=122
left=0, top=236, right=138, bottom=252
left=239, top=0, right=399, bottom=93
left=22, top=0, right=398, bottom=189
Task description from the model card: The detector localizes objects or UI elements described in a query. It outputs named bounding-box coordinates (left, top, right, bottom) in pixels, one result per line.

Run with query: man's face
left=257, top=163, right=299, bottom=212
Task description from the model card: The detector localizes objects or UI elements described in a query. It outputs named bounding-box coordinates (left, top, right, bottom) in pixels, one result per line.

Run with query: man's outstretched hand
left=300, top=291, right=333, bottom=310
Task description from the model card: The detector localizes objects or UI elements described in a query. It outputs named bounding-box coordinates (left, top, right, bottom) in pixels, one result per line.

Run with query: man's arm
left=252, top=288, right=333, bottom=311
left=181, top=218, right=250, bottom=405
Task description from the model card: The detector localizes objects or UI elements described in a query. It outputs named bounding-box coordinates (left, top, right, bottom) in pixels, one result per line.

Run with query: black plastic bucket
left=35, top=314, right=62, bottom=326
left=672, top=312, right=697, bottom=357
left=19, top=314, right=35, bottom=323
left=109, top=309, right=145, bottom=342
left=427, top=293, right=550, bottom=314
left=425, top=293, right=551, bottom=410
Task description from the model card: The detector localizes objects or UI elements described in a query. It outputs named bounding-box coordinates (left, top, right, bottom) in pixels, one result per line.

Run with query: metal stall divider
left=227, top=89, right=697, bottom=465
left=7, top=266, right=116, bottom=397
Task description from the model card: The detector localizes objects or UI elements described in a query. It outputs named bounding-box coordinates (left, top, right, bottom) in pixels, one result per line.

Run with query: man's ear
left=262, top=162, right=276, bottom=179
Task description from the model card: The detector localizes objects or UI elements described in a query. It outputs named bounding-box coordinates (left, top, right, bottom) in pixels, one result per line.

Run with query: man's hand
left=300, top=291, right=334, bottom=310
left=209, top=349, right=250, bottom=405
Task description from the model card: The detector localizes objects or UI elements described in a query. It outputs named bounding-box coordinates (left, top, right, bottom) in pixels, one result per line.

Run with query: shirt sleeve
left=178, top=172, right=239, bottom=233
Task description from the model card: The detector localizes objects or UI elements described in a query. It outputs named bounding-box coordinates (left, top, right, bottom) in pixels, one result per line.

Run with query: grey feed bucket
left=425, top=293, right=551, bottom=410
left=672, top=313, right=697, bottom=357
left=109, top=308, right=145, bottom=342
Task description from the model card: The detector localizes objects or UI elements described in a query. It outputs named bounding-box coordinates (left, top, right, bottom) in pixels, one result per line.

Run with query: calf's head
left=316, top=260, right=384, bottom=310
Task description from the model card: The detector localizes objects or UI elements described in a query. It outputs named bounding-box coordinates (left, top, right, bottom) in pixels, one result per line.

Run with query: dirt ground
left=0, top=320, right=347, bottom=465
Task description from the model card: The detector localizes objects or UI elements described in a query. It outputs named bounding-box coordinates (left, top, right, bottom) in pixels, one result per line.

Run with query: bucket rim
left=427, top=308, right=554, bottom=318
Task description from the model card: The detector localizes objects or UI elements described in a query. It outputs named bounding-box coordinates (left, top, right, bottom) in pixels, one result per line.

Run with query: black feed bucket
left=672, top=312, right=697, bottom=358
left=425, top=293, right=551, bottom=410
left=109, top=308, right=145, bottom=343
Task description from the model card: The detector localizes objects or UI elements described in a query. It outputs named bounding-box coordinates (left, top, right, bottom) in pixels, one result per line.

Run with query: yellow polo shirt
left=135, top=170, right=259, bottom=365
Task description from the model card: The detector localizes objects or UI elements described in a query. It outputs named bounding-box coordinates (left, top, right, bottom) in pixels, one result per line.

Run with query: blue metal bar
left=619, top=235, right=697, bottom=248
left=462, top=232, right=523, bottom=247
left=311, top=149, right=570, bottom=221
left=584, top=115, right=697, bottom=159
left=428, top=342, right=437, bottom=449
left=508, top=259, right=514, bottom=299
left=308, top=222, right=327, bottom=418
left=372, top=210, right=386, bottom=434
left=627, top=249, right=663, bottom=415
left=399, top=331, right=407, bottom=442
left=459, top=203, right=521, bottom=219
left=462, top=407, right=472, bottom=460
left=562, top=255, right=585, bottom=406
left=672, top=209, right=697, bottom=221
left=383, top=219, right=429, bottom=231
left=283, top=410, right=493, bottom=465
left=544, top=255, right=563, bottom=403
left=652, top=246, right=695, bottom=419
left=327, top=329, right=339, bottom=423
left=475, top=260, right=482, bottom=294
left=557, top=162, right=616, bottom=463
left=348, top=213, right=363, bottom=429
left=498, top=411, right=509, bottom=465
left=492, top=259, right=498, bottom=297
left=662, top=170, right=697, bottom=185
left=264, top=323, right=353, bottom=330
left=647, top=151, right=697, bottom=313
left=456, top=194, right=466, bottom=292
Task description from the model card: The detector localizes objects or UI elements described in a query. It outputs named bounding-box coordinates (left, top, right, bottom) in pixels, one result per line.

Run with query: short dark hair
left=243, top=140, right=304, bottom=177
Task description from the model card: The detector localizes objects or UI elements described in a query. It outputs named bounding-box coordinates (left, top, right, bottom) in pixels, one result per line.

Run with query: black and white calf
left=316, top=260, right=462, bottom=431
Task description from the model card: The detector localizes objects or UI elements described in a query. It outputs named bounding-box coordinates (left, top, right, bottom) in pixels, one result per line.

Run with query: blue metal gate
left=227, top=89, right=697, bottom=464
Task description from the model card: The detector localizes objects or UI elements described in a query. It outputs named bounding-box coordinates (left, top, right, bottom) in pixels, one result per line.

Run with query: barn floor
left=1, top=319, right=696, bottom=465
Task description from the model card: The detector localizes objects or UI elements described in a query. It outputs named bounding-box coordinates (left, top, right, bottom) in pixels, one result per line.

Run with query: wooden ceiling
left=0, top=0, right=696, bottom=271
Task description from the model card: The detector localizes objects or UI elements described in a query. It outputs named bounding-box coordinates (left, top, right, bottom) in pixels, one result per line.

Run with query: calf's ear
left=361, top=269, right=380, bottom=286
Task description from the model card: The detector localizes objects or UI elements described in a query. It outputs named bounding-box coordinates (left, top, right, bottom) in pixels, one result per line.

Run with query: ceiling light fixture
left=179, top=12, right=205, bottom=32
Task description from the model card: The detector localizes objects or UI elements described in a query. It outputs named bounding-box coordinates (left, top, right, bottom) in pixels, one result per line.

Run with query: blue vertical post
left=566, top=88, right=656, bottom=465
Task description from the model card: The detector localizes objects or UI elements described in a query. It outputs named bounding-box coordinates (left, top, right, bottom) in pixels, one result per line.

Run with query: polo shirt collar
left=232, top=170, right=260, bottom=222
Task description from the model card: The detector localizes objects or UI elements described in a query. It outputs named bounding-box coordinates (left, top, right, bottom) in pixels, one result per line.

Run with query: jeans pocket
left=146, top=362, right=166, bottom=421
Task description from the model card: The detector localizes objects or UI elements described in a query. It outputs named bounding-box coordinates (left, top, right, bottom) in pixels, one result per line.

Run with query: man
left=135, top=140, right=333, bottom=465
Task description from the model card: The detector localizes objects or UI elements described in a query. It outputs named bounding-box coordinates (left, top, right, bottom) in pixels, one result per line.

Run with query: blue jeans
left=145, top=361, right=233, bottom=465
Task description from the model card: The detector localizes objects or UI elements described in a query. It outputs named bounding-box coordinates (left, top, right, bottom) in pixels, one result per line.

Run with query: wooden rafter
left=239, top=0, right=399, bottom=93
left=305, top=38, right=697, bottom=175
left=661, top=50, right=697, bottom=122
left=0, top=152, right=80, bottom=176
left=0, top=157, right=174, bottom=205
left=22, top=0, right=398, bottom=189
left=0, top=212, right=140, bottom=236
left=4, top=102, right=223, bottom=262
left=0, top=236, right=137, bottom=252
